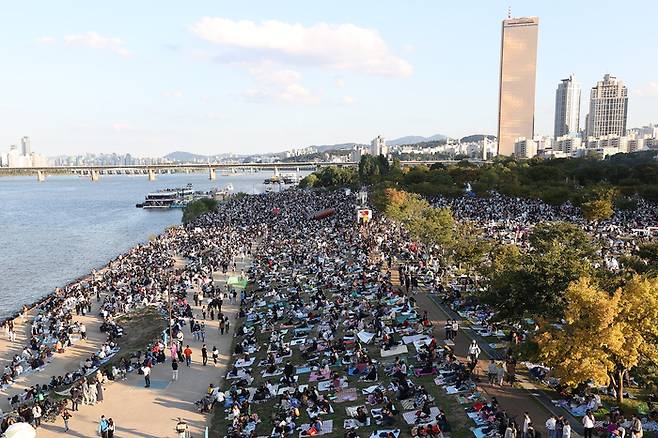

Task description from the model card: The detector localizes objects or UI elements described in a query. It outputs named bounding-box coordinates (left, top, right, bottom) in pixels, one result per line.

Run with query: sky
left=1, top=0, right=657, bottom=157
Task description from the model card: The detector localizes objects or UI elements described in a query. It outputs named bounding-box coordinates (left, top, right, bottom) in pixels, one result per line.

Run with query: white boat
left=136, top=184, right=194, bottom=209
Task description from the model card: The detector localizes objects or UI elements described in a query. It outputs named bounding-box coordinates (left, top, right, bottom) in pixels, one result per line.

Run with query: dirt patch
left=106, top=307, right=167, bottom=368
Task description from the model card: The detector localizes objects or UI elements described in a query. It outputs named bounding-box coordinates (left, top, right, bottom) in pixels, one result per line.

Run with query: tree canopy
left=481, top=222, right=597, bottom=320
left=537, top=275, right=658, bottom=403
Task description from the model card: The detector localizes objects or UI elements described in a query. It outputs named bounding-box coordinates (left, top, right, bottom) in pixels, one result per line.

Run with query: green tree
left=182, top=198, right=219, bottom=223
left=407, top=207, right=455, bottom=247
left=483, top=222, right=597, bottom=319
left=451, top=222, right=491, bottom=272
left=358, top=155, right=381, bottom=185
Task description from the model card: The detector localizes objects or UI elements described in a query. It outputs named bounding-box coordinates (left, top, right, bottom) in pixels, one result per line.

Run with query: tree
left=182, top=198, right=218, bottom=223
left=299, top=173, right=318, bottom=188
left=537, top=275, right=658, bottom=403
left=359, top=155, right=381, bottom=185
left=483, top=222, right=597, bottom=320
left=407, top=207, right=454, bottom=247
left=581, top=199, right=614, bottom=221
left=377, top=188, right=454, bottom=247
left=451, top=222, right=491, bottom=272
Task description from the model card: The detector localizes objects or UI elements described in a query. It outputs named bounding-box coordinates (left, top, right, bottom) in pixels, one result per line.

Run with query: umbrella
left=3, top=422, right=36, bottom=438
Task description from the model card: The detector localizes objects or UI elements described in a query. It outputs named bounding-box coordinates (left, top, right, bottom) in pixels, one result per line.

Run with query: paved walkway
left=0, top=296, right=107, bottom=412
left=36, top=253, right=252, bottom=438
left=387, top=266, right=581, bottom=437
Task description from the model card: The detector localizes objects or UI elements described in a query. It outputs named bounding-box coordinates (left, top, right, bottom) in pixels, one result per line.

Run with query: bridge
left=0, top=160, right=484, bottom=182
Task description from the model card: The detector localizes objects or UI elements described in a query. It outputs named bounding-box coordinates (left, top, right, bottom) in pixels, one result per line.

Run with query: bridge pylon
left=37, top=170, right=46, bottom=182
left=148, top=168, right=156, bottom=181
left=208, top=168, right=217, bottom=180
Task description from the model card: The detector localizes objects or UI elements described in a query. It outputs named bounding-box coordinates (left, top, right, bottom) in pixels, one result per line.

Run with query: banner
left=357, top=209, right=372, bottom=223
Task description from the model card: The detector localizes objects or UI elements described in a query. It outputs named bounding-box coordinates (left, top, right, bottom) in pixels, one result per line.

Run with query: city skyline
left=2, top=1, right=658, bottom=156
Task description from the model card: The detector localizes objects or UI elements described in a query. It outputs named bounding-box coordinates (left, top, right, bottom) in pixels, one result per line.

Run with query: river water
left=0, top=171, right=291, bottom=318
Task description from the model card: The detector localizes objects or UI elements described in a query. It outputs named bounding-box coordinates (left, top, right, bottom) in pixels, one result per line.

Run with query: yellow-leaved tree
left=537, top=275, right=658, bottom=403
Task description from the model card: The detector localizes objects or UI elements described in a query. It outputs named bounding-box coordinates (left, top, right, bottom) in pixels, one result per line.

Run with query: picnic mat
left=380, top=344, right=408, bottom=357
left=299, top=419, right=333, bottom=437
left=403, top=407, right=441, bottom=425
left=227, top=276, right=248, bottom=289
left=334, top=387, right=358, bottom=403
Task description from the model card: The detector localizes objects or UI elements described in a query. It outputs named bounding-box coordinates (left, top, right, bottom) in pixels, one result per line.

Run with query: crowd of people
left=0, top=184, right=655, bottom=436
left=431, top=192, right=657, bottom=261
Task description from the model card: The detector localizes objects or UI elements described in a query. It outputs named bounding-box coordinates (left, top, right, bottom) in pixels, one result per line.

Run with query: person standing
left=98, top=415, right=109, bottom=438
left=219, top=319, right=225, bottom=335
left=184, top=345, right=192, bottom=366
left=522, top=412, right=531, bottom=438
left=175, top=418, right=189, bottom=438
left=225, top=316, right=230, bottom=333
left=562, top=420, right=571, bottom=438
left=545, top=416, right=557, bottom=438
left=468, top=340, right=481, bottom=364
left=70, top=386, right=80, bottom=411
left=451, top=320, right=459, bottom=340
left=555, top=416, right=565, bottom=438
left=107, top=418, right=115, bottom=438
left=582, top=410, right=595, bottom=438
left=201, top=344, right=208, bottom=366
left=32, top=403, right=42, bottom=428
left=212, top=346, right=219, bottom=365
left=504, top=419, right=516, bottom=438
left=142, top=364, right=151, bottom=388
left=62, top=409, right=72, bottom=432
left=172, top=359, right=179, bottom=381
left=80, top=323, right=87, bottom=340
left=487, top=360, right=498, bottom=384
left=96, top=380, right=104, bottom=403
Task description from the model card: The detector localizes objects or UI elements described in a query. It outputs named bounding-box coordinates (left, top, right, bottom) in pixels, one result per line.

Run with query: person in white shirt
left=142, top=365, right=151, bottom=388
left=582, top=410, right=595, bottom=438
left=523, top=412, right=531, bottom=438
left=546, top=416, right=557, bottom=438
left=32, top=404, right=42, bottom=428
left=468, top=340, right=481, bottom=364
left=630, top=414, right=643, bottom=438
left=562, top=421, right=571, bottom=438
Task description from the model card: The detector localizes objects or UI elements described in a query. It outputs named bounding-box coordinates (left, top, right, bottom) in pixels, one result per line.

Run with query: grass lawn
left=209, top=292, right=476, bottom=438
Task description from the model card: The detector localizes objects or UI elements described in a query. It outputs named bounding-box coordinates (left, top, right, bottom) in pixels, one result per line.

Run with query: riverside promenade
left=7, top=253, right=250, bottom=438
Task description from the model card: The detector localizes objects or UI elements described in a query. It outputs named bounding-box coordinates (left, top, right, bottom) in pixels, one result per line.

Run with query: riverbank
left=0, top=189, right=260, bottom=435
left=0, top=173, right=272, bottom=318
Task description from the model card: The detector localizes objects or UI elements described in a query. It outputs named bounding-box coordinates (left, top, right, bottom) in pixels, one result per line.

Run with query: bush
left=182, top=198, right=218, bottom=223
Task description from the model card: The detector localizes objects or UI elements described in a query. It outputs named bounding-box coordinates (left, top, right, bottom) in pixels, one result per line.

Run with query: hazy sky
left=2, top=0, right=657, bottom=157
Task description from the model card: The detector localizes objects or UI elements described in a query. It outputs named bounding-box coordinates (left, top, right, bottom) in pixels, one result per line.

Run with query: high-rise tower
left=586, top=74, right=628, bottom=138
left=554, top=75, right=581, bottom=138
left=496, top=16, right=539, bottom=156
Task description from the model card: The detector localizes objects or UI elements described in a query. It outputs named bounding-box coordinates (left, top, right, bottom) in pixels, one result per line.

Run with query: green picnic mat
left=227, top=276, right=248, bottom=289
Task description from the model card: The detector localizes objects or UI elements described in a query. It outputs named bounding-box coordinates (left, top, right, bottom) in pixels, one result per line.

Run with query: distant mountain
left=312, top=143, right=366, bottom=152
left=164, top=151, right=213, bottom=162
left=460, top=134, right=497, bottom=143
left=387, top=134, right=447, bottom=146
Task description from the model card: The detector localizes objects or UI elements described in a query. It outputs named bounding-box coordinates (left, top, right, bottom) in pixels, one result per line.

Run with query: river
left=0, top=171, right=294, bottom=318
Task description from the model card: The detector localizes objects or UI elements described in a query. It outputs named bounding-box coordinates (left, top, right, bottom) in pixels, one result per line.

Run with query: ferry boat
left=136, top=184, right=194, bottom=209
left=264, top=173, right=300, bottom=185
left=281, top=173, right=301, bottom=184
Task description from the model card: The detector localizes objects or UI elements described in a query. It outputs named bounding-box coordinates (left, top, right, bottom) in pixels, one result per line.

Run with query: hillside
left=387, top=134, right=447, bottom=146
